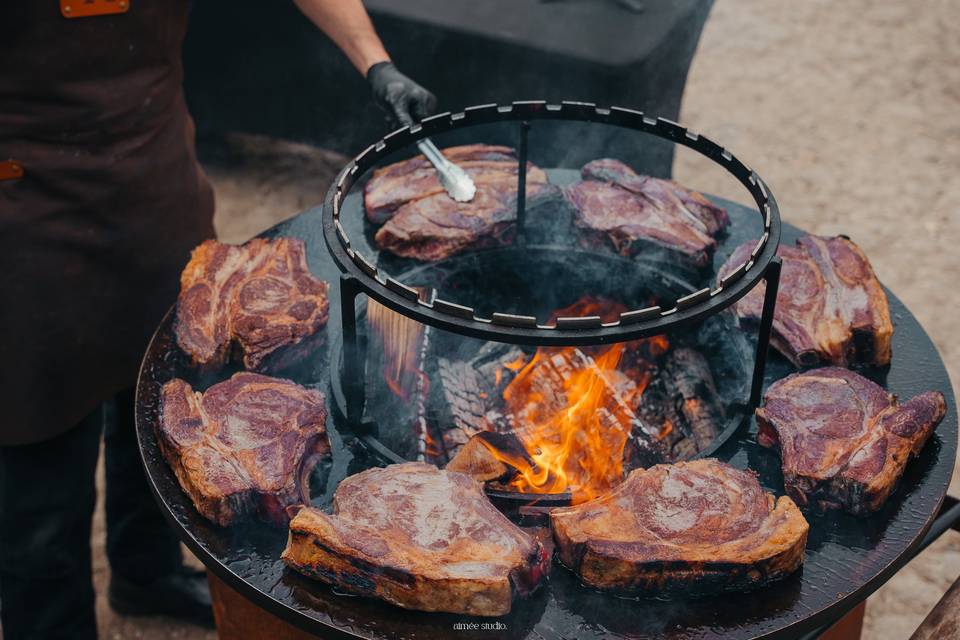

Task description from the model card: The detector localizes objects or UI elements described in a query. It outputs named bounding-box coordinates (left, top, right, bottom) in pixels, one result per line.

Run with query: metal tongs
left=415, top=137, right=476, bottom=203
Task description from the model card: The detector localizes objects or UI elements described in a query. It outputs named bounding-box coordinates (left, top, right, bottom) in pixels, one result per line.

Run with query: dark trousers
left=0, top=388, right=183, bottom=640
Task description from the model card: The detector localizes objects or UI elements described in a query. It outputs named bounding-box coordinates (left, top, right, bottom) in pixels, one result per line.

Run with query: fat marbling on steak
left=550, top=459, right=808, bottom=594
left=363, top=144, right=557, bottom=261
left=176, top=238, right=329, bottom=370
left=364, top=144, right=520, bottom=223
left=563, top=159, right=729, bottom=268
left=717, top=235, right=892, bottom=366
left=159, top=372, right=329, bottom=527
left=282, top=462, right=550, bottom=616
left=756, top=367, right=945, bottom=515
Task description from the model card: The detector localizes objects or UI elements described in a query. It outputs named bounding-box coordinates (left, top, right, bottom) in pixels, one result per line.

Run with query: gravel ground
left=89, top=1, right=959, bottom=638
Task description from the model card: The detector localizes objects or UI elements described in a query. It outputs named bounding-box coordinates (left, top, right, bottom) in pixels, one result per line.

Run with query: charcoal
left=471, top=343, right=529, bottom=393
left=631, top=377, right=688, bottom=463
left=663, top=347, right=725, bottom=451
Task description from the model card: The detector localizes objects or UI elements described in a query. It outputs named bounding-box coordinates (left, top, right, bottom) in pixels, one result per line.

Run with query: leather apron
left=0, top=2, right=215, bottom=445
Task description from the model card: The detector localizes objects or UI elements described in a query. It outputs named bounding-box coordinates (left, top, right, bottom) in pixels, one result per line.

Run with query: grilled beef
left=756, top=367, right=945, bottom=515
left=364, top=144, right=520, bottom=224
left=159, top=373, right=329, bottom=527
left=282, top=462, right=550, bottom=616
left=364, top=144, right=556, bottom=261
left=176, top=238, right=329, bottom=370
left=564, top=159, right=729, bottom=268
left=550, top=459, right=808, bottom=593
left=718, top=235, right=892, bottom=366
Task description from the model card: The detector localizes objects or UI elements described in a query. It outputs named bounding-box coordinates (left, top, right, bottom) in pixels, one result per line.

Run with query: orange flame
left=480, top=298, right=668, bottom=503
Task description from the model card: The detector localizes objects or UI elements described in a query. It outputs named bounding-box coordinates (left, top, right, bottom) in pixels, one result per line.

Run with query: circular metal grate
left=322, top=100, right=781, bottom=346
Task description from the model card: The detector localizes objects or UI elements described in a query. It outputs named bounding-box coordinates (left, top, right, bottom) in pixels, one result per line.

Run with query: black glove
left=367, top=61, right=437, bottom=128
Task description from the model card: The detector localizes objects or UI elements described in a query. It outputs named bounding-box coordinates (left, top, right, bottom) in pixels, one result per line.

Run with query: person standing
left=0, top=2, right=433, bottom=638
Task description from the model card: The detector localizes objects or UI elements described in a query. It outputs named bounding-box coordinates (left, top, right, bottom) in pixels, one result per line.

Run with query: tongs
left=415, top=137, right=476, bottom=203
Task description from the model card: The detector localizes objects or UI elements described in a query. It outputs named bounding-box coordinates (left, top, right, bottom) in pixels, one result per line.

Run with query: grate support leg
left=749, top=256, right=782, bottom=407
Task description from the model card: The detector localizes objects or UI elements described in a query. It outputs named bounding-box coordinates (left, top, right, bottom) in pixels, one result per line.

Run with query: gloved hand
left=367, top=61, right=437, bottom=128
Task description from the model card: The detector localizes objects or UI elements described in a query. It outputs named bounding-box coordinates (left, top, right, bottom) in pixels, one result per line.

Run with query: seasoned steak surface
left=718, top=234, right=892, bottom=366
left=550, top=459, right=808, bottom=593
left=159, top=373, right=329, bottom=526
left=564, top=159, right=729, bottom=268
left=176, top=238, right=329, bottom=369
left=363, top=144, right=555, bottom=261
left=282, top=462, right=550, bottom=616
left=757, top=367, right=946, bottom=515
left=364, top=144, right=520, bottom=224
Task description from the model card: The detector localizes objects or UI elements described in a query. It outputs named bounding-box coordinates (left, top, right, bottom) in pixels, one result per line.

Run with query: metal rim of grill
left=321, top=100, right=782, bottom=346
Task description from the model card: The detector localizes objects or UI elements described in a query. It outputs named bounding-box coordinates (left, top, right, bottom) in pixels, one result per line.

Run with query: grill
left=326, top=102, right=779, bottom=509
left=135, top=102, right=958, bottom=639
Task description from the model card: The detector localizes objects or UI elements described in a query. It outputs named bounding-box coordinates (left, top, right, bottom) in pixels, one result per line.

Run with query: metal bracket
left=749, top=256, right=782, bottom=407
left=516, top=120, right=531, bottom=243
left=338, top=275, right=365, bottom=428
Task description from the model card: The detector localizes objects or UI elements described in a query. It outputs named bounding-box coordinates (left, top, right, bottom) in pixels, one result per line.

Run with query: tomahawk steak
left=364, top=144, right=557, bottom=261
left=756, top=367, right=945, bottom=515
left=282, top=462, right=550, bottom=616
left=550, top=459, right=808, bottom=593
left=564, top=159, right=729, bottom=268
left=717, top=235, right=892, bottom=366
left=176, top=238, right=329, bottom=370
left=159, top=372, right=329, bottom=526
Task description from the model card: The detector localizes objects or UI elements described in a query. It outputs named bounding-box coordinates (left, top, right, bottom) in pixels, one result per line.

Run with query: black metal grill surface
left=136, top=196, right=956, bottom=639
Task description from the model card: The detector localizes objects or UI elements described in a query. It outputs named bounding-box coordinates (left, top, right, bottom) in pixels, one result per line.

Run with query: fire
left=481, top=298, right=668, bottom=503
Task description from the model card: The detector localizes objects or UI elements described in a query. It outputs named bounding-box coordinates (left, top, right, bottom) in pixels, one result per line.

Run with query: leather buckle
left=0, top=161, right=24, bottom=182
left=61, top=0, right=129, bottom=19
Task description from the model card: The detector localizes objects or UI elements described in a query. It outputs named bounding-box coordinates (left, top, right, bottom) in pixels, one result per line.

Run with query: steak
left=550, top=459, right=808, bottom=593
left=564, top=159, right=729, bottom=268
left=282, top=462, right=550, bottom=616
left=756, top=367, right=946, bottom=515
left=176, top=238, right=329, bottom=370
left=364, top=144, right=520, bottom=224
left=717, top=235, right=892, bottom=366
left=159, top=372, right=329, bottom=527
left=364, top=143, right=557, bottom=261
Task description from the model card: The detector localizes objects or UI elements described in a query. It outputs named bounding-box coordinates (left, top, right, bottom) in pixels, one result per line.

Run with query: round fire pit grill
left=135, top=103, right=958, bottom=640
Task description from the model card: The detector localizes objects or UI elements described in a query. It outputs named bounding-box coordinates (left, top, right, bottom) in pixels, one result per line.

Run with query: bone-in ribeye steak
left=364, top=144, right=519, bottom=223
left=550, top=459, right=808, bottom=593
left=159, top=372, right=329, bottom=527
left=756, top=367, right=945, bottom=515
left=282, top=462, right=550, bottom=616
left=564, top=159, right=729, bottom=268
left=717, top=235, right=892, bottom=366
left=364, top=144, right=557, bottom=261
left=176, top=238, right=329, bottom=370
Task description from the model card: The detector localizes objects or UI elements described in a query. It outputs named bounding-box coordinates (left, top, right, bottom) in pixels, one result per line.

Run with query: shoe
left=108, top=566, right=215, bottom=628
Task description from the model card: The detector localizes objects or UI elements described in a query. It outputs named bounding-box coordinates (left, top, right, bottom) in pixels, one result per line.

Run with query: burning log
left=632, top=378, right=695, bottom=461
left=402, top=294, right=726, bottom=501
left=471, top=342, right=528, bottom=393
left=446, top=431, right=526, bottom=482
left=429, top=343, right=531, bottom=461
left=434, top=357, right=492, bottom=458
left=663, top=346, right=725, bottom=451
left=479, top=344, right=664, bottom=502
